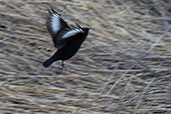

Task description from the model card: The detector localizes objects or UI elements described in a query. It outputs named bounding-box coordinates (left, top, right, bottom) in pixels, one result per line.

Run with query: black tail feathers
left=43, top=58, right=55, bottom=68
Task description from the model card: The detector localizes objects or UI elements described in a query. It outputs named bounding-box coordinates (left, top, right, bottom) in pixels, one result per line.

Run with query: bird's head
left=82, top=27, right=90, bottom=32
left=75, top=23, right=91, bottom=33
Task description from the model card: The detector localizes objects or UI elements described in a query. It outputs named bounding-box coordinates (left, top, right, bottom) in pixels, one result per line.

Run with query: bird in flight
left=43, top=8, right=90, bottom=69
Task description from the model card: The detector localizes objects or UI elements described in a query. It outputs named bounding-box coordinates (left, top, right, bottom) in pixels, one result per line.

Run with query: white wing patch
left=62, top=29, right=84, bottom=39
left=51, top=13, right=60, bottom=33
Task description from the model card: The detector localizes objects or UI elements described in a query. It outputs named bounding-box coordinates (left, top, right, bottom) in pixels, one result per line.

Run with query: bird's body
left=43, top=8, right=90, bottom=68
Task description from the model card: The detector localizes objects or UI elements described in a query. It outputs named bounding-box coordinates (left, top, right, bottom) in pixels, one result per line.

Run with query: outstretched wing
left=46, top=8, right=70, bottom=39
left=52, top=28, right=84, bottom=49
left=62, top=28, right=84, bottom=39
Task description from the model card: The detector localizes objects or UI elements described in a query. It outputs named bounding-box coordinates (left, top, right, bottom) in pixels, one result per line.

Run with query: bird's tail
left=43, top=58, right=55, bottom=68
left=43, top=51, right=60, bottom=68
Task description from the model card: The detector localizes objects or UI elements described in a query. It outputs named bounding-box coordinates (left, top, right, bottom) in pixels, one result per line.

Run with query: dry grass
left=0, top=0, right=171, bottom=113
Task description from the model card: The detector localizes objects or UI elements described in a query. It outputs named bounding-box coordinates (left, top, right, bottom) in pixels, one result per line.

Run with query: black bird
left=43, top=8, right=90, bottom=68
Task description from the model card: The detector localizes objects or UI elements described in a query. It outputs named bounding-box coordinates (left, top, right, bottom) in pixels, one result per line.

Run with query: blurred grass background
left=0, top=0, right=171, bottom=113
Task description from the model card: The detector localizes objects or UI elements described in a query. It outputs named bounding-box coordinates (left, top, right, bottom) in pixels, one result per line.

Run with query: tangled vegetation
left=0, top=0, right=170, bottom=113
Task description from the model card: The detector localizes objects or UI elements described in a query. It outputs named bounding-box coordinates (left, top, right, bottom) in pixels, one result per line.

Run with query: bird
left=43, top=8, right=90, bottom=68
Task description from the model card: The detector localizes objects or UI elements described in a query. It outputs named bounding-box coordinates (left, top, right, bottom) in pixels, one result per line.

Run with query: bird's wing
left=46, top=8, right=70, bottom=39
left=62, top=28, right=84, bottom=39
